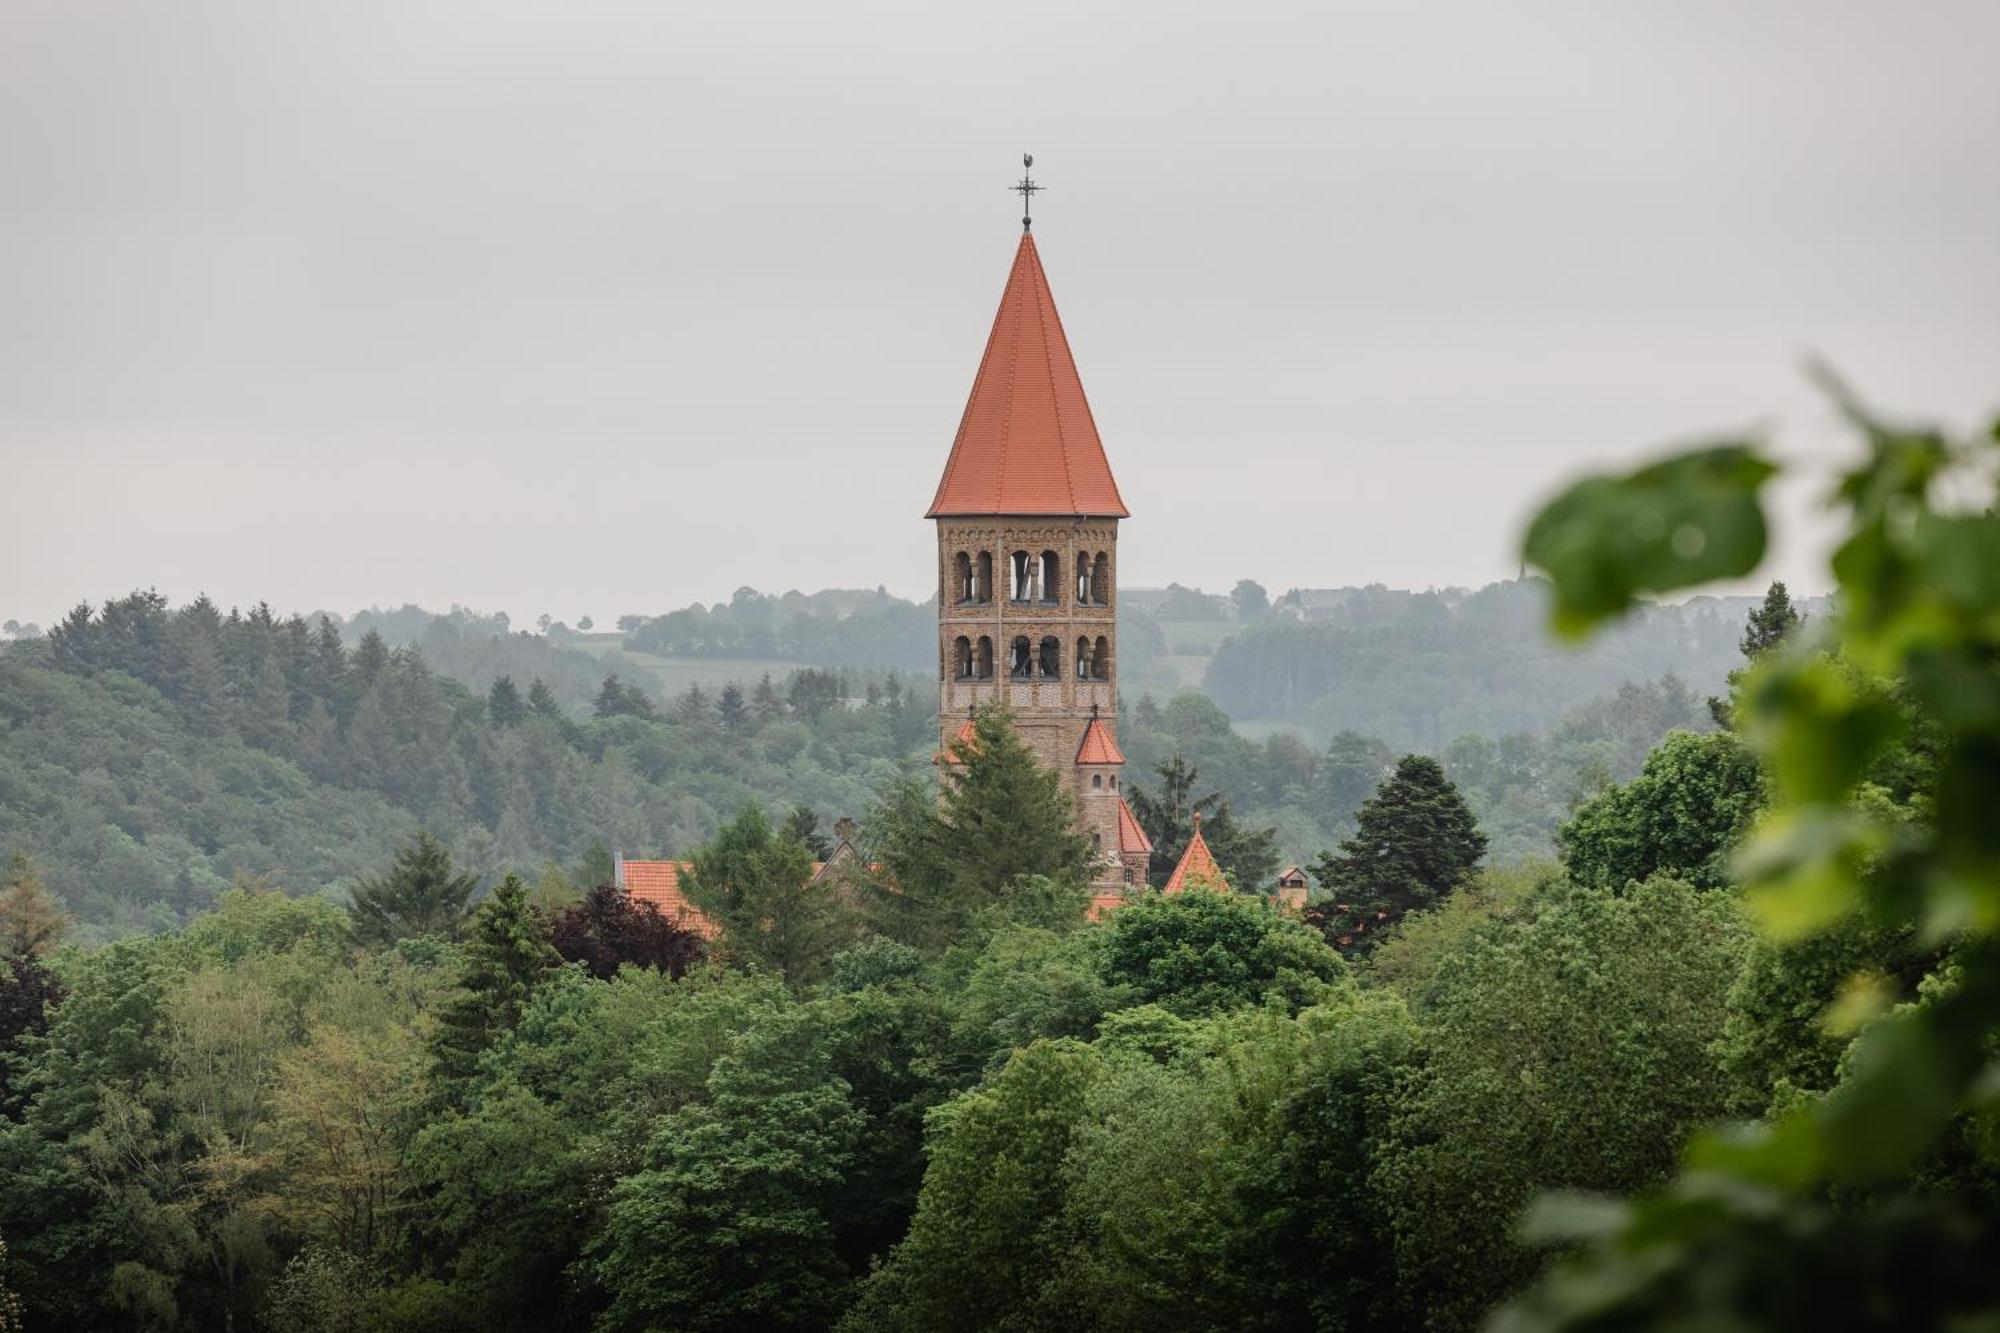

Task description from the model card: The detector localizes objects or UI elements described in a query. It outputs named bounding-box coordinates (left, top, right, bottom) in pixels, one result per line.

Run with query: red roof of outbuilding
left=620, top=860, right=718, bottom=939
left=1163, top=817, right=1229, bottom=895
left=926, top=234, right=1129, bottom=519
left=1076, top=717, right=1125, bottom=766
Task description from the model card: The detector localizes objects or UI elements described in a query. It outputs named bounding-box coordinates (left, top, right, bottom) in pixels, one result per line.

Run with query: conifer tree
left=1739, top=580, right=1802, bottom=658
left=869, top=705, right=1092, bottom=950
left=1127, top=754, right=1280, bottom=890
left=672, top=684, right=711, bottom=726
left=486, top=675, right=525, bottom=727
left=352, top=629, right=390, bottom=689
left=347, top=832, right=479, bottom=945
left=782, top=805, right=832, bottom=858
left=752, top=673, right=786, bottom=723
left=716, top=682, right=750, bottom=733
left=527, top=677, right=564, bottom=720
left=431, top=873, right=556, bottom=1087
left=1311, top=754, right=1485, bottom=955
left=168, top=614, right=230, bottom=739
left=240, top=651, right=293, bottom=751
left=310, top=615, right=350, bottom=721
left=684, top=805, right=849, bottom=983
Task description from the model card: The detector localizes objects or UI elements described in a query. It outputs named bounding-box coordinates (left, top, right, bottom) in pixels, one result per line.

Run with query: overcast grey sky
left=3, top=1, right=1996, bottom=627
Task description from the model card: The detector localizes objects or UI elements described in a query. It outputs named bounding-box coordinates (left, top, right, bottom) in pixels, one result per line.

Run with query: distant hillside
left=1204, top=579, right=1795, bottom=749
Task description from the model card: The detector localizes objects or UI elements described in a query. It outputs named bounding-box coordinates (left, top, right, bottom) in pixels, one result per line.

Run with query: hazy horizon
left=5, top=1, right=1996, bottom=628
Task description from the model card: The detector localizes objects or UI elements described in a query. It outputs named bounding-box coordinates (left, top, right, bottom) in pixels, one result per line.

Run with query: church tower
left=929, top=168, right=1151, bottom=900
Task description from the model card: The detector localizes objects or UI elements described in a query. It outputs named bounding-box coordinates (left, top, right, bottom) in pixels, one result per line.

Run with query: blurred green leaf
left=1517, top=1192, right=1632, bottom=1247
left=1740, top=655, right=1904, bottom=803
left=1523, top=444, right=1777, bottom=636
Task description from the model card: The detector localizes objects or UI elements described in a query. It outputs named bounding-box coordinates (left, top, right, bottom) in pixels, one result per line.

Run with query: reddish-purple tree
left=550, top=885, right=705, bottom=980
left=0, top=953, right=63, bottom=1113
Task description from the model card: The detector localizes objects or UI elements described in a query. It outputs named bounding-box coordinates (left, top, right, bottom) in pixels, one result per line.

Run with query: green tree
left=486, top=675, right=525, bottom=727
left=715, top=682, right=750, bottom=733
left=1379, top=878, right=1751, bottom=1330
left=685, top=806, right=850, bottom=983
left=1311, top=755, right=1486, bottom=954
left=1230, top=578, right=1271, bottom=622
left=592, top=1009, right=866, bottom=1333
left=1557, top=729, right=1765, bottom=891
left=1504, top=381, right=2000, bottom=1330
left=348, top=832, right=479, bottom=946
left=431, top=874, right=557, bottom=1088
left=868, top=706, right=1091, bottom=951
left=1741, top=579, right=1803, bottom=657
left=526, top=677, right=564, bottom=720
left=782, top=804, right=832, bottom=859
left=1126, top=753, right=1280, bottom=890
left=1095, top=888, right=1345, bottom=1018
left=844, top=1039, right=1104, bottom=1331
left=1317, top=729, right=1394, bottom=828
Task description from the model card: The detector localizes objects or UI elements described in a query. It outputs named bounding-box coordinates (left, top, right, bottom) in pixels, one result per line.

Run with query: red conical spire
left=1163, top=812, right=1229, bottom=895
left=926, top=234, right=1129, bottom=518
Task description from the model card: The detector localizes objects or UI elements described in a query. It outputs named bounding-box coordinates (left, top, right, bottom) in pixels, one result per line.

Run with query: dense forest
left=4, top=394, right=1999, bottom=1331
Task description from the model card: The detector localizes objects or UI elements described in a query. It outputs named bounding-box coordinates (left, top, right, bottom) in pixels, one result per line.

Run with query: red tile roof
left=926, top=234, right=1129, bottom=519
left=1075, top=717, right=1126, bottom=766
left=1163, top=817, right=1229, bottom=895
left=1087, top=889, right=1128, bottom=922
left=619, top=860, right=718, bottom=939
left=935, top=717, right=980, bottom=765
left=1117, top=798, right=1152, bottom=855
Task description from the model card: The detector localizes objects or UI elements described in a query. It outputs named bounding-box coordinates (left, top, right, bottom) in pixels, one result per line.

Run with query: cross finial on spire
left=1011, top=153, right=1041, bottom=232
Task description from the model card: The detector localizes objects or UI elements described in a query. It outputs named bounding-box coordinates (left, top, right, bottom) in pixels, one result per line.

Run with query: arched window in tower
left=1092, top=635, right=1110, bottom=679
left=1093, top=831, right=1103, bottom=853
left=1039, top=551, right=1060, bottom=603
left=1038, top=635, right=1061, bottom=679
left=975, top=551, right=993, bottom=603
left=1092, top=773, right=1103, bottom=789
left=976, top=635, right=994, bottom=679
left=953, top=636, right=972, bottom=679
left=1076, top=553, right=1094, bottom=603
left=1092, top=553, right=1111, bottom=605
left=1011, top=550, right=1034, bottom=601
left=953, top=552, right=973, bottom=603
left=1009, top=635, right=1032, bottom=678
left=1075, top=635, right=1090, bottom=679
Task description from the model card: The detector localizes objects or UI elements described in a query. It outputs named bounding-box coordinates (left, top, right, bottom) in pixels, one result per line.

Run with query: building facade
left=927, top=229, right=1152, bottom=899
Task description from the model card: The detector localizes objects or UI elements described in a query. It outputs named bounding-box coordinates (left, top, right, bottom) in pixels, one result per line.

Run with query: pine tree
left=487, top=675, right=526, bottom=727
left=684, top=806, right=850, bottom=983
left=672, top=685, right=711, bottom=726
left=239, top=650, right=293, bottom=751
left=347, top=832, right=479, bottom=945
left=527, top=678, right=564, bottom=721
left=752, top=673, right=786, bottom=723
left=869, top=705, right=1092, bottom=950
left=431, top=873, right=556, bottom=1087
left=782, top=805, right=832, bottom=859
left=169, top=616, right=230, bottom=739
left=1310, top=754, right=1486, bottom=955
left=310, top=615, right=351, bottom=722
left=352, top=629, right=390, bottom=689
left=716, top=682, right=750, bottom=733
left=1127, top=754, right=1280, bottom=889
left=1740, top=580, right=1802, bottom=658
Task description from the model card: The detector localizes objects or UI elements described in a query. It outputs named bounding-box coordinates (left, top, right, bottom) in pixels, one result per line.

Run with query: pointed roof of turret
left=927, top=234, right=1129, bottom=519
left=1076, top=715, right=1125, bottom=765
left=1163, top=813, right=1229, bottom=894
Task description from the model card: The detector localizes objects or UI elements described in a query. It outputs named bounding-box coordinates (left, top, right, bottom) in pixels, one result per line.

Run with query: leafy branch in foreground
left=1505, top=376, right=2000, bottom=1329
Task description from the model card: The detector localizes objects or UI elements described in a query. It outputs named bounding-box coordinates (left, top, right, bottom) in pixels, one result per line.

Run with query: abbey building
left=926, top=228, right=1155, bottom=910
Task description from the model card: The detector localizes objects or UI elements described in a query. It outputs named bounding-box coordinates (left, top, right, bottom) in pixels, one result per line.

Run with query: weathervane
left=1011, top=153, right=1041, bottom=232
